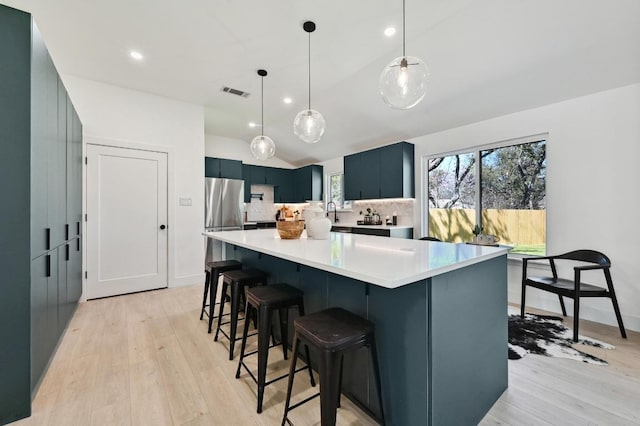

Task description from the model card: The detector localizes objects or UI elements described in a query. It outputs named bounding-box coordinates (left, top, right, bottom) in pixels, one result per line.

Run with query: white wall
left=319, top=157, right=343, bottom=176
left=205, top=134, right=294, bottom=168
left=63, top=75, right=206, bottom=290
left=411, top=83, right=640, bottom=331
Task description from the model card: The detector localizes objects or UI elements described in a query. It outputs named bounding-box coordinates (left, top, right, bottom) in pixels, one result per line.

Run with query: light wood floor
left=11, top=285, right=640, bottom=426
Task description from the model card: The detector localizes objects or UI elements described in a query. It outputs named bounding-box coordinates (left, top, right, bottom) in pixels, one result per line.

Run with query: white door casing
left=86, top=144, right=168, bottom=299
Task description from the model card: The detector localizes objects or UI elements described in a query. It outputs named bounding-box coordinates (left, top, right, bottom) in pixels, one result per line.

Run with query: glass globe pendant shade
left=250, top=135, right=275, bottom=160
left=293, top=109, right=325, bottom=144
left=379, top=55, right=429, bottom=109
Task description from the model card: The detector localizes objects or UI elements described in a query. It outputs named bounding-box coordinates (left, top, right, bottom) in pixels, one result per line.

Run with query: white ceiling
left=6, top=0, right=640, bottom=166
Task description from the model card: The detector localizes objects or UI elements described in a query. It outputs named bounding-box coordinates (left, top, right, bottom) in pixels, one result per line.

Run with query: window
left=425, top=136, right=546, bottom=255
left=326, top=173, right=351, bottom=209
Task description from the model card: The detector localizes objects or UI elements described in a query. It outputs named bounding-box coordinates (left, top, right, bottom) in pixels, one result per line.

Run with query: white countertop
left=203, top=229, right=509, bottom=289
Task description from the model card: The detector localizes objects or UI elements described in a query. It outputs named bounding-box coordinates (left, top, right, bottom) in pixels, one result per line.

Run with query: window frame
left=325, top=172, right=353, bottom=211
left=423, top=133, right=547, bottom=255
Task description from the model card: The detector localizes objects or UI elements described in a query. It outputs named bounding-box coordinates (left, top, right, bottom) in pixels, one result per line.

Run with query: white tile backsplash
left=246, top=184, right=414, bottom=225
left=245, top=185, right=276, bottom=221
left=245, top=185, right=307, bottom=221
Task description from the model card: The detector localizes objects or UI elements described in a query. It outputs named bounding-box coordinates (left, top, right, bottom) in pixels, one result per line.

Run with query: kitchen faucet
left=326, top=201, right=339, bottom=223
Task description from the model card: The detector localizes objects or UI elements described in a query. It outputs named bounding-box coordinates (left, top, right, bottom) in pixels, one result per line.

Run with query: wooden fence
left=428, top=208, right=546, bottom=245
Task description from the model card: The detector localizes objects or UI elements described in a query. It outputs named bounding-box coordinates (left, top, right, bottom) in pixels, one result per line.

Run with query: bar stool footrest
left=285, top=391, right=321, bottom=413
left=239, top=357, right=312, bottom=388
left=218, top=328, right=257, bottom=343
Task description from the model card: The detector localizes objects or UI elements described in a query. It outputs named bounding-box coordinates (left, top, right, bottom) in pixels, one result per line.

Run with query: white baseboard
left=170, top=273, right=204, bottom=288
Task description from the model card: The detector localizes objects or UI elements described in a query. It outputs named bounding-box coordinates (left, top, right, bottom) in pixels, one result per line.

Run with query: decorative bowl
left=276, top=220, right=304, bottom=239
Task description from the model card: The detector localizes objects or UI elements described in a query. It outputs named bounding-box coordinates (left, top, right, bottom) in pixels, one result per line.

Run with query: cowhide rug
left=508, top=312, right=615, bottom=365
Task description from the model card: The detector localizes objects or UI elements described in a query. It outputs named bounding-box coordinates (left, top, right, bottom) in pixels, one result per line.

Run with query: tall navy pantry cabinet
left=0, top=5, right=83, bottom=424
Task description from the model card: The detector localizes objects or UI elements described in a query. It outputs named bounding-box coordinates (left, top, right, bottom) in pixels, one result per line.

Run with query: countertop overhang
left=203, top=229, right=508, bottom=289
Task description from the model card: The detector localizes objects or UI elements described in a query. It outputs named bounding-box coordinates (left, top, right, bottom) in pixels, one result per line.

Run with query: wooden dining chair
left=521, top=249, right=626, bottom=341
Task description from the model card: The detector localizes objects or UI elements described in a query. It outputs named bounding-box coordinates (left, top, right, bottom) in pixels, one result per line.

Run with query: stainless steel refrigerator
left=205, top=177, right=244, bottom=265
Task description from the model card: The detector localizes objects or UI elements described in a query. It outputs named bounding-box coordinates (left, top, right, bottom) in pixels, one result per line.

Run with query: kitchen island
left=203, top=229, right=509, bottom=425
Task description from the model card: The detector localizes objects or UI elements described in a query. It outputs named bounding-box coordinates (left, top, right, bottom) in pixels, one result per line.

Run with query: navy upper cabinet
left=241, top=163, right=322, bottom=203
left=66, top=101, right=82, bottom=240
left=242, top=164, right=252, bottom=202
left=359, top=148, right=380, bottom=199
left=242, top=164, right=267, bottom=203
left=345, top=149, right=379, bottom=200
left=30, top=22, right=50, bottom=259
left=204, top=157, right=219, bottom=177
left=344, top=141, right=414, bottom=200
left=250, top=164, right=267, bottom=184
left=379, top=142, right=414, bottom=198
left=343, top=154, right=361, bottom=201
left=204, top=157, right=242, bottom=179
left=294, top=165, right=323, bottom=202
left=220, top=158, right=243, bottom=179
left=268, top=167, right=293, bottom=203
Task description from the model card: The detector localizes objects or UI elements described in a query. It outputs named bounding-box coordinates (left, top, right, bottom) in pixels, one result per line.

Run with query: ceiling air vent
left=221, top=86, right=250, bottom=98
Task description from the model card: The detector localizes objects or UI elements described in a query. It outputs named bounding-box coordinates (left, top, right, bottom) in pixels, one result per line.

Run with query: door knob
left=160, top=225, right=166, bottom=230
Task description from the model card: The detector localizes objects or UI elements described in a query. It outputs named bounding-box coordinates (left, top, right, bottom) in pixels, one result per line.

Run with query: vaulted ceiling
left=6, top=0, right=640, bottom=166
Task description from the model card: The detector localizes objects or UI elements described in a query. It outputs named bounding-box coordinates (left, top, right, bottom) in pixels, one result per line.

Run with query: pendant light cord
left=261, top=75, right=264, bottom=136
left=308, top=31, right=311, bottom=111
left=402, top=0, right=406, bottom=57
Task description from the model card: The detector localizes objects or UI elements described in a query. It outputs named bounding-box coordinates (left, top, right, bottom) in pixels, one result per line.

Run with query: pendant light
left=293, top=21, right=326, bottom=144
left=250, top=69, right=276, bottom=160
left=379, top=0, right=429, bottom=109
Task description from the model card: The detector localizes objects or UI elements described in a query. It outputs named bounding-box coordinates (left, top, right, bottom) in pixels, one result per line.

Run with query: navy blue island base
left=223, top=241, right=508, bottom=426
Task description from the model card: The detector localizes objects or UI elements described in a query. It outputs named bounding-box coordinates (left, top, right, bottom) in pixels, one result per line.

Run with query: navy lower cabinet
left=350, top=227, right=413, bottom=239
left=30, top=255, right=49, bottom=393
left=1, top=6, right=83, bottom=423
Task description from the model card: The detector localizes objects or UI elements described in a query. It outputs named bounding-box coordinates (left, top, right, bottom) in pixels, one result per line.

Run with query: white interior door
left=86, top=144, right=168, bottom=299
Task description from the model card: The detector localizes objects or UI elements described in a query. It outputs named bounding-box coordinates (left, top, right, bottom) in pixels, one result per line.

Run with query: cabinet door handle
left=77, top=237, right=80, bottom=252
left=46, top=228, right=51, bottom=250
left=45, top=255, right=51, bottom=277
left=65, top=223, right=70, bottom=240
left=66, top=244, right=70, bottom=261
left=77, top=221, right=81, bottom=236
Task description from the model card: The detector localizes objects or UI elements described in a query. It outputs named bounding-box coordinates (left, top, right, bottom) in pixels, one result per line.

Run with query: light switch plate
left=179, top=197, right=192, bottom=206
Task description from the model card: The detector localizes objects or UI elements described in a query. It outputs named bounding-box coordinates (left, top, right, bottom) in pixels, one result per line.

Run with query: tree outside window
left=328, top=173, right=351, bottom=209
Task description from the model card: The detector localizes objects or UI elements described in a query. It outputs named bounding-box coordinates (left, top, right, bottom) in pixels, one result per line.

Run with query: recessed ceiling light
left=283, top=97, right=293, bottom=104
left=248, top=122, right=258, bottom=128
left=129, top=50, right=144, bottom=61
left=384, top=27, right=396, bottom=37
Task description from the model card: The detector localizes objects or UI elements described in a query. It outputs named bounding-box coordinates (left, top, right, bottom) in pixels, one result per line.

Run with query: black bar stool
left=236, top=283, right=316, bottom=413
left=200, top=260, right=242, bottom=333
left=215, top=268, right=268, bottom=360
left=282, top=307, right=385, bottom=426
